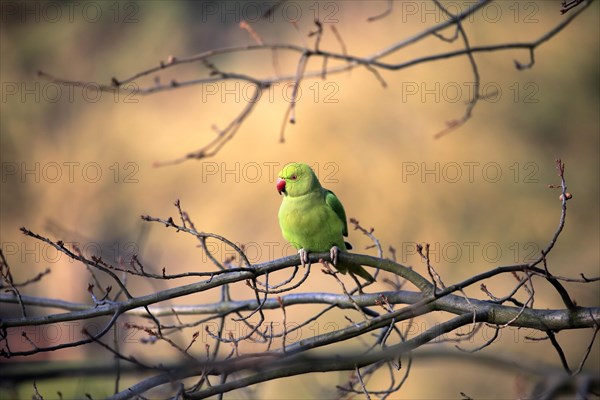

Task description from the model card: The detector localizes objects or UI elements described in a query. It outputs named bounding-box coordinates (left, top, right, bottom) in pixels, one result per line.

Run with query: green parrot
left=276, top=162, right=374, bottom=283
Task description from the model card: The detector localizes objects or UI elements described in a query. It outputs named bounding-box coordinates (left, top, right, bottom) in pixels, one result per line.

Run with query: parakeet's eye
left=290, top=174, right=297, bottom=180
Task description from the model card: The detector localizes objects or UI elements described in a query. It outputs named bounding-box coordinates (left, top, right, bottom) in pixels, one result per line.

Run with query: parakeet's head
left=276, top=163, right=321, bottom=197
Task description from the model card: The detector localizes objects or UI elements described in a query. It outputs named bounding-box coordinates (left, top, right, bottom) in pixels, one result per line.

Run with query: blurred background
left=1, top=1, right=598, bottom=398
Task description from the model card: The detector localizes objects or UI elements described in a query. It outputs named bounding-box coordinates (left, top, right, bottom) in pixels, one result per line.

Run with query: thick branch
left=2, top=253, right=597, bottom=332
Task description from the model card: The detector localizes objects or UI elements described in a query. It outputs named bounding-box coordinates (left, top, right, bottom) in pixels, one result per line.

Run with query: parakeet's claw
left=329, top=246, right=340, bottom=266
left=298, top=248, right=310, bottom=267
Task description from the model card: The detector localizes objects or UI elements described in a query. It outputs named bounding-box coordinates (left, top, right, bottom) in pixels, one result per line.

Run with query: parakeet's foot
left=329, top=246, right=340, bottom=266
left=298, top=248, right=310, bottom=267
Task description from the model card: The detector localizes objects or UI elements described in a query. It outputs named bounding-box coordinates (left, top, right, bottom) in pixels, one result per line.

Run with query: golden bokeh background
left=1, top=1, right=598, bottom=398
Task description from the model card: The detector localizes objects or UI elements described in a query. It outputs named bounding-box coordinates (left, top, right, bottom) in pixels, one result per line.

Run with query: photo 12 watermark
left=397, top=1, right=540, bottom=24
left=1, top=81, right=140, bottom=105
left=1, top=1, right=140, bottom=24
left=400, top=241, right=542, bottom=264
left=400, top=161, right=540, bottom=184
left=1, top=161, right=140, bottom=184
left=199, top=161, right=340, bottom=184
left=399, top=81, right=540, bottom=104
left=1, top=240, right=140, bottom=265
left=199, top=1, right=340, bottom=23
left=199, top=81, right=340, bottom=104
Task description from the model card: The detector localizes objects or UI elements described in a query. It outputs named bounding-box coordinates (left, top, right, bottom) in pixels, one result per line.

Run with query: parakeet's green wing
left=325, top=190, right=348, bottom=237
left=324, top=189, right=373, bottom=282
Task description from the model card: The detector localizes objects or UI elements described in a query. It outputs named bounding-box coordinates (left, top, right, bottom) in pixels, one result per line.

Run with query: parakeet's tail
left=350, top=264, right=375, bottom=283
left=336, top=260, right=375, bottom=283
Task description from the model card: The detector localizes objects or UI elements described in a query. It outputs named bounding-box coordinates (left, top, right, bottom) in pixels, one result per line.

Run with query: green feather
left=277, top=163, right=374, bottom=283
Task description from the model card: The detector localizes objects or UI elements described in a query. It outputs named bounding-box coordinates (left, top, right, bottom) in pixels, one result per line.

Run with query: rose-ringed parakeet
left=276, top=162, right=374, bottom=283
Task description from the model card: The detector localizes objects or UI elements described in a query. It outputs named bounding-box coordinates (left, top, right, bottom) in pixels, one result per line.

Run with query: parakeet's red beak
left=276, top=178, right=286, bottom=195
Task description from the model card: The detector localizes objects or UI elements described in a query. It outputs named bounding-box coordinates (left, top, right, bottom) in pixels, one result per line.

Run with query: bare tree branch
left=35, top=0, right=594, bottom=162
